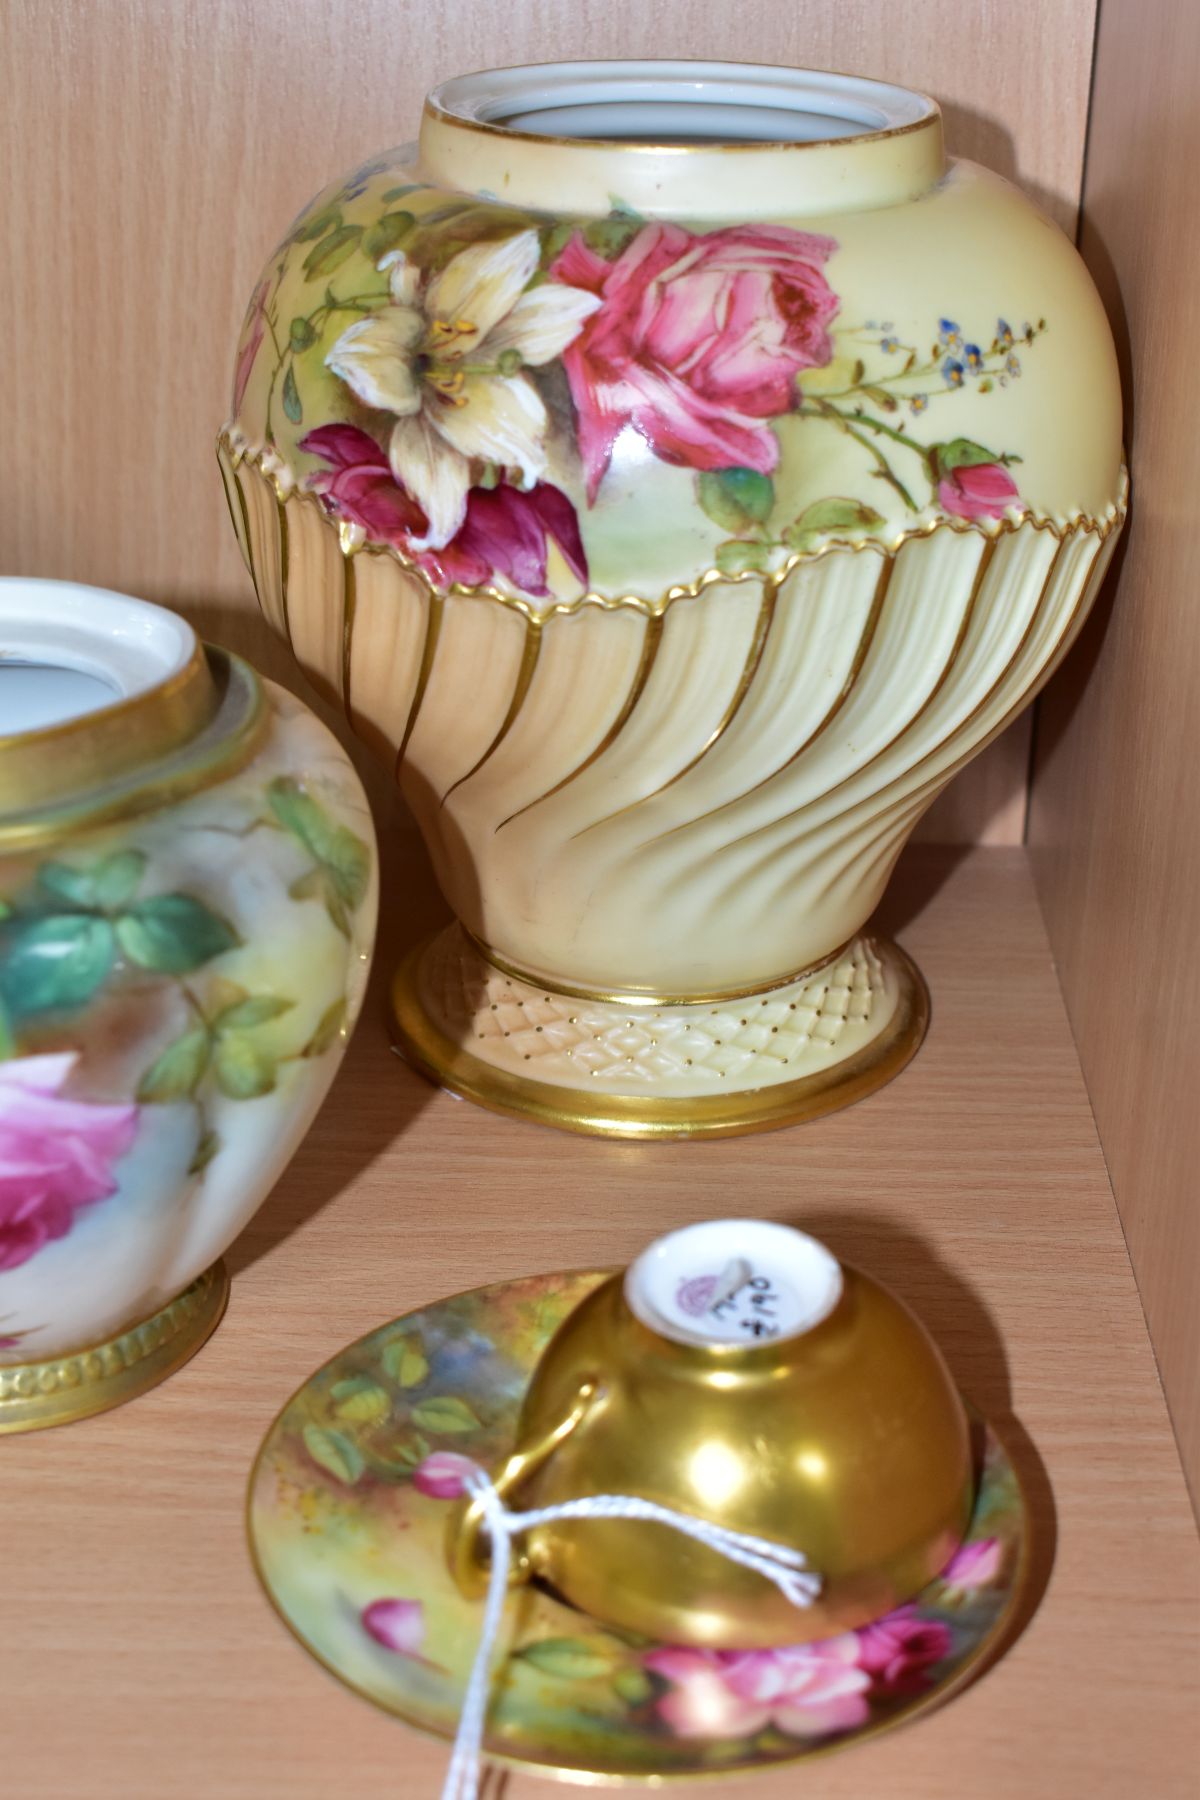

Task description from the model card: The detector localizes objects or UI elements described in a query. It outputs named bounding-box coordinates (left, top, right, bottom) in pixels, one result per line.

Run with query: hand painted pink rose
left=0, top=1054, right=139, bottom=1271
left=412, top=1450, right=477, bottom=1500
left=938, top=461, right=1023, bottom=521
left=940, top=1536, right=1003, bottom=1594
left=361, top=1598, right=426, bottom=1656
left=854, top=1605, right=953, bottom=1696
left=645, top=1636, right=871, bottom=1741
left=551, top=222, right=839, bottom=500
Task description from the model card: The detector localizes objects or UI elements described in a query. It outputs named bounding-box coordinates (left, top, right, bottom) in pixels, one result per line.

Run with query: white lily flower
left=325, top=230, right=601, bottom=549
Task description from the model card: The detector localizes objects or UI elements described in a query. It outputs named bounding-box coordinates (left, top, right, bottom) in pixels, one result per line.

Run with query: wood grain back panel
left=1029, top=0, right=1200, bottom=1508
left=0, top=0, right=1099, bottom=841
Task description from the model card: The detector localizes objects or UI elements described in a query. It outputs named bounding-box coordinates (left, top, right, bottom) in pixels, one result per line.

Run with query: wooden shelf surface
left=4, top=845, right=1196, bottom=1798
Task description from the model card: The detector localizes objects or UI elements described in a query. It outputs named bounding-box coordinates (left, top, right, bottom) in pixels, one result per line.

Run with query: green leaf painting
left=0, top=767, right=360, bottom=1161
left=0, top=915, right=115, bottom=1017
left=36, top=863, right=99, bottom=909
left=381, top=1336, right=429, bottom=1388
left=213, top=994, right=294, bottom=1032
left=580, top=215, right=643, bottom=260
left=363, top=211, right=415, bottom=259
left=92, top=851, right=148, bottom=910
left=137, top=1028, right=212, bottom=1102
left=302, top=224, right=363, bottom=280
left=936, top=436, right=1005, bottom=472
left=714, top=540, right=770, bottom=576
left=392, top=1435, right=431, bottom=1470
left=295, top=205, right=343, bottom=244
left=612, top=1667, right=655, bottom=1704
left=268, top=778, right=370, bottom=906
left=35, top=849, right=146, bottom=913
left=114, top=895, right=239, bottom=974
left=281, top=363, right=303, bottom=424
left=331, top=1377, right=391, bottom=1425
left=213, top=1034, right=276, bottom=1099
left=517, top=1637, right=619, bottom=1681
left=782, top=496, right=886, bottom=553
left=268, top=777, right=370, bottom=936
left=411, top=1395, right=480, bottom=1435
left=697, top=468, right=775, bottom=534
left=302, top=1424, right=364, bottom=1485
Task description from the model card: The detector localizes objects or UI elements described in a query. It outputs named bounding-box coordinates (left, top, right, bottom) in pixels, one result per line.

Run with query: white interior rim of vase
left=0, top=578, right=196, bottom=737
left=428, top=61, right=936, bottom=148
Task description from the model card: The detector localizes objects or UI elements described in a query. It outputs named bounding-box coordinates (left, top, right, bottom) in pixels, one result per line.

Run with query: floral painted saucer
left=248, top=1271, right=1029, bottom=1785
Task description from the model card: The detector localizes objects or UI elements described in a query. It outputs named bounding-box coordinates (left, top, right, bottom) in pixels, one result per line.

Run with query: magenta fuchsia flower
left=940, top=1536, right=1003, bottom=1595
left=550, top=222, right=838, bottom=501
left=0, top=1054, right=139, bottom=1271
left=302, top=424, right=427, bottom=546
left=361, top=1598, right=426, bottom=1656
left=938, top=460, right=1023, bottom=521
left=644, top=1638, right=871, bottom=1740
left=300, top=425, right=587, bottom=596
left=412, top=1450, right=477, bottom=1500
left=853, top=1605, right=953, bottom=1696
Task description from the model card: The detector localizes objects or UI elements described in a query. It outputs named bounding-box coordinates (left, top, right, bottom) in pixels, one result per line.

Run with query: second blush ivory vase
left=221, top=61, right=1126, bottom=1139
left=0, top=580, right=377, bottom=1430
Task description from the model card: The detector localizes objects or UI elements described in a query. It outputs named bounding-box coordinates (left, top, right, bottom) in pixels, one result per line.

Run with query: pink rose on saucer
left=644, top=1637, right=870, bottom=1740
left=551, top=221, right=838, bottom=500
left=853, top=1605, right=953, bottom=1696
left=361, top=1598, right=426, bottom=1655
left=361, top=1597, right=447, bottom=1673
left=412, top=1450, right=477, bottom=1500
left=940, top=1536, right=1003, bottom=1595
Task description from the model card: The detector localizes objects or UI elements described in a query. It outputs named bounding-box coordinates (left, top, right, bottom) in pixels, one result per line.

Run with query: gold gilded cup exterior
left=449, top=1266, right=971, bottom=1647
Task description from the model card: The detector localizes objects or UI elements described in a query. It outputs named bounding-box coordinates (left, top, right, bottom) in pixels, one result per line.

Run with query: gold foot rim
left=391, top=939, right=930, bottom=1140
left=0, top=1261, right=231, bottom=1434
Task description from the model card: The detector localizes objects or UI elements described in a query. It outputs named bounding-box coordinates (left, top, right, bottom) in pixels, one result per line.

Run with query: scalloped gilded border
left=218, top=431, right=1128, bottom=623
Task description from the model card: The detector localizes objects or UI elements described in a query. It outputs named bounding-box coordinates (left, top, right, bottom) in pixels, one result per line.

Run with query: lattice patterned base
left=392, top=927, right=928, bottom=1139
left=0, top=1263, right=230, bottom=1434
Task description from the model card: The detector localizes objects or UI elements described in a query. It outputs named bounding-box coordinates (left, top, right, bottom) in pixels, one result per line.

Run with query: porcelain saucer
left=248, top=1270, right=1030, bottom=1785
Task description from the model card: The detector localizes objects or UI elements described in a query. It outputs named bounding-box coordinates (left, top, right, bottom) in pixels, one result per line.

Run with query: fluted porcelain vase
left=0, top=580, right=377, bottom=1429
left=221, top=61, right=1125, bottom=1139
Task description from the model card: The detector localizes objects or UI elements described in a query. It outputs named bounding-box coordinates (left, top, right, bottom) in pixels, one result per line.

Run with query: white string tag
left=441, top=1467, right=822, bottom=1800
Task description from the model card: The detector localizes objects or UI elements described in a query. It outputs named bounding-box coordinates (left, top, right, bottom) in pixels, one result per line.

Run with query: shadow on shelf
left=871, top=841, right=979, bottom=946
left=225, top=813, right=453, bottom=1278
left=783, top=1205, right=1056, bottom=1677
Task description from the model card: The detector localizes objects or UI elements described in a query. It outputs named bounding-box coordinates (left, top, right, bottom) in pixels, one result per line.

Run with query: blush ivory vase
left=220, top=62, right=1125, bottom=1140
left=0, top=580, right=377, bottom=1431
